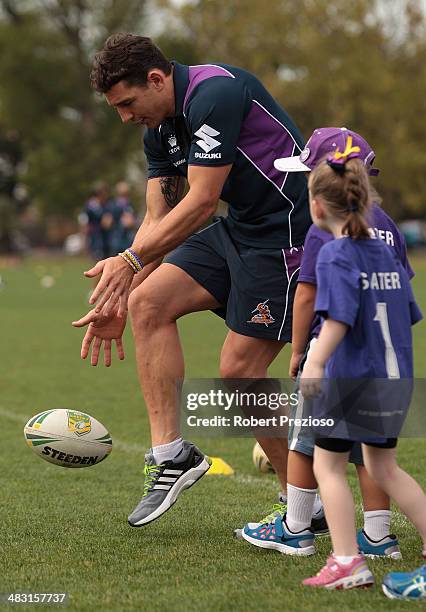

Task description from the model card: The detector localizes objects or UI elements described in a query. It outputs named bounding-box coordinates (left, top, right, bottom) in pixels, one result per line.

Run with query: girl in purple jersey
left=300, top=140, right=426, bottom=590
left=240, top=129, right=409, bottom=560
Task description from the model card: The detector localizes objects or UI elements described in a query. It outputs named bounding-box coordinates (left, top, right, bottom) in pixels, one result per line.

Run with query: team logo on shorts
left=248, top=300, right=275, bottom=327
left=67, top=410, right=91, bottom=436
left=168, top=135, right=177, bottom=148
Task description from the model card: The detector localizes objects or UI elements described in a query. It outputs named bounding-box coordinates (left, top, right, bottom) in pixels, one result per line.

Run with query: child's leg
left=313, top=443, right=358, bottom=556
left=362, top=445, right=426, bottom=549
left=356, top=464, right=392, bottom=539
left=288, top=449, right=317, bottom=489
left=286, top=450, right=319, bottom=531
left=286, top=386, right=324, bottom=532
left=357, top=464, right=390, bottom=511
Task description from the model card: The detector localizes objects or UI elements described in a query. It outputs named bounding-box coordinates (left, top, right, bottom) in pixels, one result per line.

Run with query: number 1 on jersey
left=374, top=302, right=400, bottom=379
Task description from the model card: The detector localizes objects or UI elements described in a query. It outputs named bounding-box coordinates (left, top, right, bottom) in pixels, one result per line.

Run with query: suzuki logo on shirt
left=194, top=124, right=222, bottom=158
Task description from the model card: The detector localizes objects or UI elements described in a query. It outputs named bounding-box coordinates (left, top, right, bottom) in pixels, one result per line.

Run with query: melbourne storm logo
left=248, top=300, right=275, bottom=327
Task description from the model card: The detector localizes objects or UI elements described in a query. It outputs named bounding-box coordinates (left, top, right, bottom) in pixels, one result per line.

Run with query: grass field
left=1, top=255, right=426, bottom=611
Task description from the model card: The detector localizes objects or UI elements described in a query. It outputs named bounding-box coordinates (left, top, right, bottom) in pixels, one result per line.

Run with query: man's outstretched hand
left=85, top=256, right=135, bottom=317
left=72, top=308, right=127, bottom=367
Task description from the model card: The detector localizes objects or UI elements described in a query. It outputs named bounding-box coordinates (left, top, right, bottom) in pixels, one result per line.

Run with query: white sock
left=152, top=437, right=183, bottom=464
left=286, top=484, right=317, bottom=532
left=312, top=493, right=324, bottom=518
left=363, top=510, right=391, bottom=541
left=335, top=555, right=357, bottom=565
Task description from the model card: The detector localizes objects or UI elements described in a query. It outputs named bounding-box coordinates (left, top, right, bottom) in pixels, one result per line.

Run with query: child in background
left=83, top=181, right=115, bottom=261
left=112, top=181, right=137, bottom=254
left=300, top=139, right=426, bottom=589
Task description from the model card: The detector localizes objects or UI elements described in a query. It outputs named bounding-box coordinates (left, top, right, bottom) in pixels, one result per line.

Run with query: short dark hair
left=90, top=33, right=172, bottom=93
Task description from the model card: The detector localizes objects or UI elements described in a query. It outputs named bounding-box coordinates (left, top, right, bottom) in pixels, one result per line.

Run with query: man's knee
left=219, top=351, right=249, bottom=379
left=220, top=334, right=283, bottom=379
left=220, top=346, right=282, bottom=379
left=128, top=285, right=174, bottom=332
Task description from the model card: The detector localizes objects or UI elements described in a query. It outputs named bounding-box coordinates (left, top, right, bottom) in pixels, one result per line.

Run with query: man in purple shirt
left=73, top=34, right=310, bottom=528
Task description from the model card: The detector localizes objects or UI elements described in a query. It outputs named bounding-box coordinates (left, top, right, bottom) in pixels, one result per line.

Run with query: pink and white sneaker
left=303, top=554, right=374, bottom=590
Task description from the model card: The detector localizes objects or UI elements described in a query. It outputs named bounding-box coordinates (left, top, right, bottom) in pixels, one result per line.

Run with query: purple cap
left=274, top=127, right=380, bottom=175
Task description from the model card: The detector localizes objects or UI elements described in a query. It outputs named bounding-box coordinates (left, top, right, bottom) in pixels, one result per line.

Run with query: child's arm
left=300, top=318, right=348, bottom=399
left=289, top=282, right=317, bottom=378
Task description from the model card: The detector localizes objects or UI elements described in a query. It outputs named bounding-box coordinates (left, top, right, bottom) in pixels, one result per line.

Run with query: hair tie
left=346, top=203, right=359, bottom=213
left=326, top=135, right=361, bottom=172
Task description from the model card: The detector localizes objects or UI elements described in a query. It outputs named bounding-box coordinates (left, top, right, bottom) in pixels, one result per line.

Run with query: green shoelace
left=260, top=502, right=287, bottom=524
left=142, top=463, right=163, bottom=497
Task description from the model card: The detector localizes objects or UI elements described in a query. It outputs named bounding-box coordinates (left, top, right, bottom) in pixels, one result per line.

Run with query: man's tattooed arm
left=159, top=176, right=185, bottom=208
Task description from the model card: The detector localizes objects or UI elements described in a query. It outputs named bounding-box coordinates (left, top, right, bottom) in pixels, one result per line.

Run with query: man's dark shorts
left=165, top=217, right=302, bottom=342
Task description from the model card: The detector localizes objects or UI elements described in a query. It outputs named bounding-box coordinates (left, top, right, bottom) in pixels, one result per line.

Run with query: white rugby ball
left=24, top=409, right=112, bottom=468
left=252, top=441, right=275, bottom=474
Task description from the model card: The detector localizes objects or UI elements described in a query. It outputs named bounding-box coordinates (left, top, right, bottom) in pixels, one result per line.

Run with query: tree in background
left=0, top=0, right=147, bottom=220
left=158, top=0, right=426, bottom=218
left=0, top=0, right=424, bottom=225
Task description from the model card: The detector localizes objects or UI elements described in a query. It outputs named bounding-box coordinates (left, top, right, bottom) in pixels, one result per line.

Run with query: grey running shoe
left=128, top=441, right=211, bottom=527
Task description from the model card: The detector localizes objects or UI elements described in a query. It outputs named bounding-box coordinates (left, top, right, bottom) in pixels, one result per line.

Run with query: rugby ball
left=252, top=441, right=275, bottom=474
left=24, top=409, right=112, bottom=468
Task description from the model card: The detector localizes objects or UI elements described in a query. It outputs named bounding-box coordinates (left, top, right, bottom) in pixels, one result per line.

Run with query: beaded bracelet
left=118, top=251, right=138, bottom=274
left=125, top=248, right=144, bottom=272
left=118, top=248, right=144, bottom=273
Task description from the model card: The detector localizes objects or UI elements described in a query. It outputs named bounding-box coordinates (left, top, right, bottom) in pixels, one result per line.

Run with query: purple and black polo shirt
left=143, top=62, right=311, bottom=249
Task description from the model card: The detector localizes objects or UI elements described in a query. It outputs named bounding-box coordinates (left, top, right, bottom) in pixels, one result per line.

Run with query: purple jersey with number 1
left=299, top=203, right=414, bottom=337
left=315, top=237, right=422, bottom=379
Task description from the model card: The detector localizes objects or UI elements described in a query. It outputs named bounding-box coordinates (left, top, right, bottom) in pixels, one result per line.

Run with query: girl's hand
left=300, top=360, right=324, bottom=399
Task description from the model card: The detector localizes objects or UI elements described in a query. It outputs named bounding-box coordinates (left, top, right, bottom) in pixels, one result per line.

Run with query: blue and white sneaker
left=382, top=564, right=426, bottom=600
left=241, top=515, right=315, bottom=555
left=234, top=498, right=328, bottom=540
left=357, top=529, right=402, bottom=559
left=233, top=500, right=287, bottom=540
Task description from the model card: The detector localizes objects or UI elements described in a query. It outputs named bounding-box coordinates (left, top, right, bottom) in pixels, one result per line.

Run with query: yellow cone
left=206, top=456, right=234, bottom=476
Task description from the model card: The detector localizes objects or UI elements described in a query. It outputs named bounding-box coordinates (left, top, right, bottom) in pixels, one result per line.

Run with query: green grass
left=1, top=255, right=425, bottom=611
